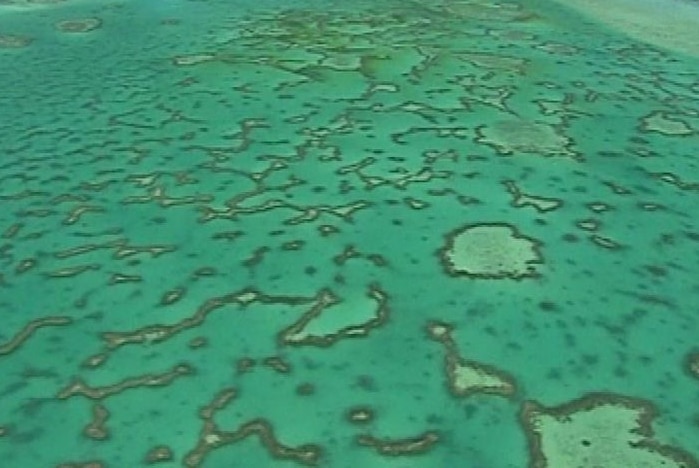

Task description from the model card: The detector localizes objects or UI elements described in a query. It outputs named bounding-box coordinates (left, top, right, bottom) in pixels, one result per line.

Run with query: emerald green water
left=1, top=0, right=698, bottom=467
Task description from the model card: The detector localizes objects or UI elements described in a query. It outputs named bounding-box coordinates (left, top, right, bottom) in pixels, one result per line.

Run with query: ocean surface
left=1, top=0, right=699, bottom=467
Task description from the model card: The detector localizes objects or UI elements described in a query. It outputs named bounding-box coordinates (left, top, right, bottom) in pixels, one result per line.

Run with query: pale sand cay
left=547, top=0, right=699, bottom=58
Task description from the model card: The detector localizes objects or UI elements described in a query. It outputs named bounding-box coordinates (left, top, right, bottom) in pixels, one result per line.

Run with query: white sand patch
left=546, top=0, right=699, bottom=57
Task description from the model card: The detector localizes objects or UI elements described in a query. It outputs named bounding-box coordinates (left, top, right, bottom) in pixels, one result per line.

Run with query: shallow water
left=1, top=0, right=698, bottom=467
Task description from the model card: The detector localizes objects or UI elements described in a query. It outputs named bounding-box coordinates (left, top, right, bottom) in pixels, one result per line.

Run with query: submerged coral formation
left=440, top=223, right=543, bottom=279
left=427, top=320, right=517, bottom=397
left=1, top=0, right=698, bottom=466
left=55, top=17, right=102, bottom=33
left=521, top=393, right=699, bottom=468
left=0, top=33, right=32, bottom=48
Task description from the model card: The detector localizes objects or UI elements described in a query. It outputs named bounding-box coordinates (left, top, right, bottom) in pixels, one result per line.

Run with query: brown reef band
left=57, top=364, right=193, bottom=400
left=145, top=445, right=175, bottom=464
left=83, top=404, right=110, bottom=440
left=356, top=431, right=439, bottom=456
left=278, top=283, right=389, bottom=347
left=427, top=320, right=517, bottom=398
left=185, top=387, right=322, bottom=467
left=0, top=316, right=72, bottom=356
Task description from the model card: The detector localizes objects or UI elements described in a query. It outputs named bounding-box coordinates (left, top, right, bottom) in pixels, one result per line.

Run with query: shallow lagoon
left=1, top=0, right=699, bottom=466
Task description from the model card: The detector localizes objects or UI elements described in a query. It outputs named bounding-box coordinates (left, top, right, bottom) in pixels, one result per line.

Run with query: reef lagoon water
left=1, top=0, right=699, bottom=467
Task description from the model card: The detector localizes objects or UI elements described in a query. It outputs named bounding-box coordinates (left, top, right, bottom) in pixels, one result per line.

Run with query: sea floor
left=1, top=0, right=699, bottom=467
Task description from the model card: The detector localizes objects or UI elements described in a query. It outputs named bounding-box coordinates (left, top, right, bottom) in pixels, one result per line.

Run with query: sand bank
left=546, top=0, right=699, bottom=58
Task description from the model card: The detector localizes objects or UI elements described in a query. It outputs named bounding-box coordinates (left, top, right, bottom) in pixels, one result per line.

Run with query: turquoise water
left=1, top=0, right=699, bottom=466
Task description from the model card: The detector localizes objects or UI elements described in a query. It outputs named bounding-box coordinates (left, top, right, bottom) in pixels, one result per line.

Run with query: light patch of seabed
left=1, top=0, right=699, bottom=467
left=543, top=0, right=699, bottom=58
